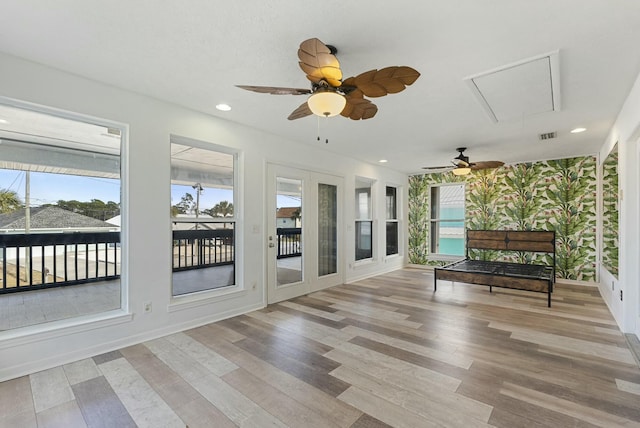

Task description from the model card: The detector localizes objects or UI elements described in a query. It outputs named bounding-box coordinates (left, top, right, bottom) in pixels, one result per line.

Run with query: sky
left=1, top=169, right=120, bottom=206
left=1, top=169, right=299, bottom=211
left=1, top=169, right=232, bottom=209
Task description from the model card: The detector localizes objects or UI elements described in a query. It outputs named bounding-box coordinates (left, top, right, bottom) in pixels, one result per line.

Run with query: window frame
left=168, top=135, right=242, bottom=303
left=355, top=177, right=374, bottom=263
left=429, top=183, right=466, bottom=260
left=385, top=185, right=400, bottom=257
left=0, top=95, right=130, bottom=337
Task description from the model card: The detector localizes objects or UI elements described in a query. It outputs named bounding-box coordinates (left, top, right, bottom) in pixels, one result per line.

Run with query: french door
left=266, top=164, right=343, bottom=304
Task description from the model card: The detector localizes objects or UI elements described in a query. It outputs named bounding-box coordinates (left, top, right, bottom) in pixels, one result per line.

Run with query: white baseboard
left=346, top=264, right=402, bottom=284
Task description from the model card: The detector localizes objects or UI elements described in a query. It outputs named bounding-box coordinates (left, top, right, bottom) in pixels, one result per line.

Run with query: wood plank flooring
left=2, top=267, right=640, bottom=427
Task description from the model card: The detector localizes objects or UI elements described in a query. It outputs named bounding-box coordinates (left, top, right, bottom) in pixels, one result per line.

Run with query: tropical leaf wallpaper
left=602, top=146, right=619, bottom=278
left=408, top=156, right=598, bottom=281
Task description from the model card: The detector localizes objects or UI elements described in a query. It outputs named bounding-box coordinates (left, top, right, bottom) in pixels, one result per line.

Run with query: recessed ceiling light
left=379, top=159, right=388, bottom=163
left=570, top=127, right=586, bottom=133
left=216, top=103, right=231, bottom=112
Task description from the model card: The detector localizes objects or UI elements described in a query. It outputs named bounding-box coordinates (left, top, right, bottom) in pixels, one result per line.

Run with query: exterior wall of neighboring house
left=277, top=218, right=295, bottom=228
left=276, top=207, right=300, bottom=228
left=0, top=52, right=408, bottom=381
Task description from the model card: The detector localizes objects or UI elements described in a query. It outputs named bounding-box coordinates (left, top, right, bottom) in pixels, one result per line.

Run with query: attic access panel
left=465, top=51, right=560, bottom=123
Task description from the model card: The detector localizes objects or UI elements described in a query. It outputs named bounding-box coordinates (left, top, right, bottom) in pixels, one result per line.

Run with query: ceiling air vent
left=538, top=131, right=557, bottom=140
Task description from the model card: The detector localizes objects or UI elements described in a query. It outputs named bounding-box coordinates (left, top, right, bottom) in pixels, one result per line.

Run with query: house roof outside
left=0, top=206, right=116, bottom=230
left=276, top=207, right=300, bottom=219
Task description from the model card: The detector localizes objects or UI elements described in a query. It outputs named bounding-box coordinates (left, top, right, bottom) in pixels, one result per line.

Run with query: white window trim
left=428, top=183, right=466, bottom=259
left=169, top=135, right=243, bottom=303
left=0, top=96, right=130, bottom=339
left=355, top=177, right=375, bottom=263
left=385, top=184, right=401, bottom=258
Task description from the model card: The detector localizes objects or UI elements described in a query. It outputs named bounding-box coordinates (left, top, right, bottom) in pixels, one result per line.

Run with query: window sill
left=168, top=285, right=246, bottom=313
left=0, top=309, right=133, bottom=350
left=428, top=254, right=465, bottom=263
left=353, top=258, right=375, bottom=268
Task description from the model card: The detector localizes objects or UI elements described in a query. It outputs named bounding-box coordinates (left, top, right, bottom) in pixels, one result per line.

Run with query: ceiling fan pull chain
left=316, top=116, right=329, bottom=143
left=324, top=116, right=330, bottom=143
left=313, top=113, right=331, bottom=144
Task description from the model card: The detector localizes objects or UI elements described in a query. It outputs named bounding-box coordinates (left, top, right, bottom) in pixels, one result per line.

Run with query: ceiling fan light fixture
left=307, top=90, right=346, bottom=118
left=452, top=166, right=472, bottom=176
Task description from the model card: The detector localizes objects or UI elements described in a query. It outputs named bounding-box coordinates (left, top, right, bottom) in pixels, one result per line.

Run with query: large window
left=386, top=186, right=399, bottom=256
left=430, top=184, right=465, bottom=257
left=0, top=101, right=123, bottom=330
left=170, top=137, right=237, bottom=296
left=355, top=178, right=373, bottom=261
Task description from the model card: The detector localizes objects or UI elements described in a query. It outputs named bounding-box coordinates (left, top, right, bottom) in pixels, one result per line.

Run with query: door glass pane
left=276, top=177, right=302, bottom=285
left=318, top=183, right=337, bottom=276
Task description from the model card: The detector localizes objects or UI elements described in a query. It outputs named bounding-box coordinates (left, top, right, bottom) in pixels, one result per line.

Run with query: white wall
left=0, top=52, right=407, bottom=381
left=599, top=70, right=640, bottom=336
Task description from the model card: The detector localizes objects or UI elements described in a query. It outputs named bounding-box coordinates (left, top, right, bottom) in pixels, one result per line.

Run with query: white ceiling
left=1, top=0, right=639, bottom=174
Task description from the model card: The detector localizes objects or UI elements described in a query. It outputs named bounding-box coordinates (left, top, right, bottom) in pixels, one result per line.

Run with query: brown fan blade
left=422, top=166, right=453, bottom=171
left=343, top=66, right=420, bottom=98
left=470, top=161, right=505, bottom=170
left=236, top=85, right=311, bottom=95
left=297, top=38, right=342, bottom=87
left=287, top=102, right=313, bottom=120
left=340, top=96, right=378, bottom=120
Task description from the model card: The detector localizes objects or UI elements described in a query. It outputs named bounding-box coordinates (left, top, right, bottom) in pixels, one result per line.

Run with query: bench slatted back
left=466, top=230, right=555, bottom=255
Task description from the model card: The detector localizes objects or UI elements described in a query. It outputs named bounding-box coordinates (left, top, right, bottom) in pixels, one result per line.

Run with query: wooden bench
left=434, top=230, right=556, bottom=307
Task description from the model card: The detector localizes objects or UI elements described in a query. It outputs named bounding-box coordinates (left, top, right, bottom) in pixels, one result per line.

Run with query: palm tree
left=206, top=200, right=234, bottom=218
left=0, top=188, right=22, bottom=213
left=290, top=207, right=301, bottom=227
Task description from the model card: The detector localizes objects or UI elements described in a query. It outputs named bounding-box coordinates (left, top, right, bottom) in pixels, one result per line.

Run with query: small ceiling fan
left=422, top=147, right=505, bottom=175
left=237, top=38, right=420, bottom=120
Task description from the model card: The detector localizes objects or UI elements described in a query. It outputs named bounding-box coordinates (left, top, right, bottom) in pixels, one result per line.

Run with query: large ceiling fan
left=237, top=38, right=420, bottom=120
left=422, top=147, right=505, bottom=175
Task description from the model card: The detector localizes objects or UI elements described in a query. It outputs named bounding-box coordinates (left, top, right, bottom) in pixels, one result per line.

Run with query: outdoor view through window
left=0, top=102, right=122, bottom=331
left=430, top=184, right=465, bottom=256
left=170, top=138, right=236, bottom=296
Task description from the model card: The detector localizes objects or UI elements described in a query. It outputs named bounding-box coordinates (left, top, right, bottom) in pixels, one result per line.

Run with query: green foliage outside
left=204, top=200, right=234, bottom=218
left=47, top=199, right=120, bottom=221
left=0, top=188, right=22, bottom=213
left=171, top=192, right=234, bottom=219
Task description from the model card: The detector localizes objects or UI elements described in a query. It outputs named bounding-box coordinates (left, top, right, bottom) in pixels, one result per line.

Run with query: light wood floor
left=2, top=268, right=640, bottom=428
